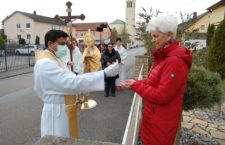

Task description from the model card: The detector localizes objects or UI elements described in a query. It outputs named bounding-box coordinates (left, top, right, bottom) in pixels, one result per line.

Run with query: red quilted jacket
left=131, top=40, right=192, bottom=145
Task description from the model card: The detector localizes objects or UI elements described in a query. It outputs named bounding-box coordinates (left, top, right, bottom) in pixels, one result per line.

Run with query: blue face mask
left=55, top=45, right=68, bottom=58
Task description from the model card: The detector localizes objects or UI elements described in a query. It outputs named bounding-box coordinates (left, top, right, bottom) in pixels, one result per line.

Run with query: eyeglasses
left=108, top=45, right=113, bottom=47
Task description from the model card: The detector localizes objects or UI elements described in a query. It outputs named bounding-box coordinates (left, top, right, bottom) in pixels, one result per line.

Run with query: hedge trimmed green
left=208, top=20, right=225, bottom=79
left=183, top=65, right=224, bottom=111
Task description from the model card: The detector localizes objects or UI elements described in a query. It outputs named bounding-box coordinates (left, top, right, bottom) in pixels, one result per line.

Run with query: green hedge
left=183, top=65, right=224, bottom=111
left=208, top=20, right=225, bottom=79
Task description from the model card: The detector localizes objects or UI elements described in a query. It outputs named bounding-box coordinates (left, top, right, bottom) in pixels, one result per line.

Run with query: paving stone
left=192, top=126, right=208, bottom=135
left=205, top=118, right=213, bottom=123
left=197, top=124, right=208, bottom=131
left=209, top=123, right=218, bottom=128
left=196, top=114, right=208, bottom=120
left=214, top=139, right=225, bottom=145
left=183, top=116, right=193, bottom=122
left=218, top=121, right=225, bottom=126
left=206, top=126, right=217, bottom=132
left=182, top=122, right=194, bottom=129
left=191, top=118, right=208, bottom=126
left=210, top=130, right=225, bottom=140
left=183, top=111, right=193, bottom=116
left=219, top=125, right=225, bottom=130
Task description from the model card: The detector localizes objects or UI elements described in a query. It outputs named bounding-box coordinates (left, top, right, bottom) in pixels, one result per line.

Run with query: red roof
left=72, top=22, right=109, bottom=31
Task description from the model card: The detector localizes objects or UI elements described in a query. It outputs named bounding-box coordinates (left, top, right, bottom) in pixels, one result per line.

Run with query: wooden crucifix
left=55, top=1, right=85, bottom=72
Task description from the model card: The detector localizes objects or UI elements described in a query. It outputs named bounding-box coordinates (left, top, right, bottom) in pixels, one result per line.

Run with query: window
left=27, top=34, right=31, bottom=39
left=16, top=24, right=21, bottom=28
left=17, top=35, right=21, bottom=39
left=127, top=1, right=132, bottom=8
left=200, top=25, right=205, bottom=31
left=26, top=23, right=31, bottom=28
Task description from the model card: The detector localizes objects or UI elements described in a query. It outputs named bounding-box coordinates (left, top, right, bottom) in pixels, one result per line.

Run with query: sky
left=0, top=0, right=219, bottom=27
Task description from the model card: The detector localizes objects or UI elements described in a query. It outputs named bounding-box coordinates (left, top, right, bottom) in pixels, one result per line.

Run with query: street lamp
left=96, top=23, right=107, bottom=44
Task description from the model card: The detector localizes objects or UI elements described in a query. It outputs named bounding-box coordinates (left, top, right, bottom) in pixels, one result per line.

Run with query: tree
left=35, top=35, right=40, bottom=45
left=119, top=28, right=130, bottom=44
left=110, top=28, right=118, bottom=43
left=206, top=24, right=215, bottom=47
left=0, top=35, right=4, bottom=46
left=0, top=33, right=7, bottom=40
left=19, top=38, right=26, bottom=45
left=208, top=20, right=225, bottom=79
left=135, top=7, right=159, bottom=55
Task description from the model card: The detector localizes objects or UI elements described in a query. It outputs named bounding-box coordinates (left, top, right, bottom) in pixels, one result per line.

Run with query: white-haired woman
left=121, top=14, right=192, bottom=145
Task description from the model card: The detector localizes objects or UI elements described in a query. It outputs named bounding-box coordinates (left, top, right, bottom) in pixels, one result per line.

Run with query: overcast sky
left=0, top=0, right=219, bottom=26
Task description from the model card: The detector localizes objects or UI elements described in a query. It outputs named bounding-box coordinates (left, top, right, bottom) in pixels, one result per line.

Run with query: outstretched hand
left=121, top=79, right=136, bottom=89
left=104, top=62, right=119, bottom=77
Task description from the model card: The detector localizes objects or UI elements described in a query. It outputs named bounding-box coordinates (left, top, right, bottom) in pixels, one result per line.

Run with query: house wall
left=187, top=14, right=210, bottom=33
left=3, top=12, right=35, bottom=43
left=209, top=5, right=225, bottom=25
left=34, top=22, right=66, bottom=45
left=187, top=5, right=225, bottom=33
left=3, top=12, right=66, bottom=45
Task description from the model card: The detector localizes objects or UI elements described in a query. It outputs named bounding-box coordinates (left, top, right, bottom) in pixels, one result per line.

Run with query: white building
left=2, top=11, right=67, bottom=45
left=109, top=19, right=125, bottom=34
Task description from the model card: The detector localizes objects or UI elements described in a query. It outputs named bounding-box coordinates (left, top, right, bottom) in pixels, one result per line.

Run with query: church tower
left=125, top=0, right=136, bottom=44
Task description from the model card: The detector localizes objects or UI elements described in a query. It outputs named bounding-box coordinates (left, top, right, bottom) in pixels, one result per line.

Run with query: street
left=0, top=47, right=145, bottom=145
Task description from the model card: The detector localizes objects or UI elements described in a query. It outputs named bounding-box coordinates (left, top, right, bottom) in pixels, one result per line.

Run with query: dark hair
left=71, top=37, right=78, bottom=44
left=116, top=37, right=122, bottom=42
left=44, top=30, right=68, bottom=47
left=105, top=42, right=116, bottom=55
left=107, top=42, right=113, bottom=46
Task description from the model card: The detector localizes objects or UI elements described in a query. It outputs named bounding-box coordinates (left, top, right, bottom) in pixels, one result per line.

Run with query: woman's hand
left=121, top=79, right=136, bottom=89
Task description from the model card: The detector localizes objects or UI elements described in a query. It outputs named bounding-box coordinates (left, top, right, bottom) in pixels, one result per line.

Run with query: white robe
left=114, top=45, right=127, bottom=86
left=34, top=56, right=104, bottom=138
left=61, top=46, right=84, bottom=74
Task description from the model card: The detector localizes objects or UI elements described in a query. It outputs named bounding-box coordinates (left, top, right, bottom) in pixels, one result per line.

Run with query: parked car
left=15, top=45, right=43, bottom=55
left=128, top=44, right=137, bottom=49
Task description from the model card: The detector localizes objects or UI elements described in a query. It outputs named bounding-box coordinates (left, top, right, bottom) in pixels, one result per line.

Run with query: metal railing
left=0, top=44, right=35, bottom=73
left=122, top=64, right=144, bottom=145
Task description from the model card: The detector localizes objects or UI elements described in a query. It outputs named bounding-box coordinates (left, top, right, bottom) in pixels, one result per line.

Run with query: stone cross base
left=34, top=135, right=121, bottom=145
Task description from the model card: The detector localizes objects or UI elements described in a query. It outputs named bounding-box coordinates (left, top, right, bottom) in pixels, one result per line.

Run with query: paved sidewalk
left=0, top=67, right=33, bottom=79
left=182, top=104, right=225, bottom=144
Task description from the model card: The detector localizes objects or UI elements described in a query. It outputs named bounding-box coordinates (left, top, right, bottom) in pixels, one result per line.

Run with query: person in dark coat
left=121, top=14, right=192, bottom=145
left=101, top=42, right=121, bottom=97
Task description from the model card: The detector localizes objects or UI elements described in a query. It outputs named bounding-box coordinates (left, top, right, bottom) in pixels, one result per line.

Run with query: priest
left=34, top=30, right=118, bottom=139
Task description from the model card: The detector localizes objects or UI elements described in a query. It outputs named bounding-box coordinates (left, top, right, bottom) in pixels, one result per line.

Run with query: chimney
left=193, top=12, right=197, bottom=19
left=33, top=11, right=36, bottom=15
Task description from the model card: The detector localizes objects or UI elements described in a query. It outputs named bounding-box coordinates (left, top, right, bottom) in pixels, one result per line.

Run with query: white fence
left=122, top=64, right=144, bottom=145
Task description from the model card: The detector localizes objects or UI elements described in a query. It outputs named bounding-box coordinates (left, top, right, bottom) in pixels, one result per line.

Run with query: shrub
left=183, top=65, right=224, bottom=111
